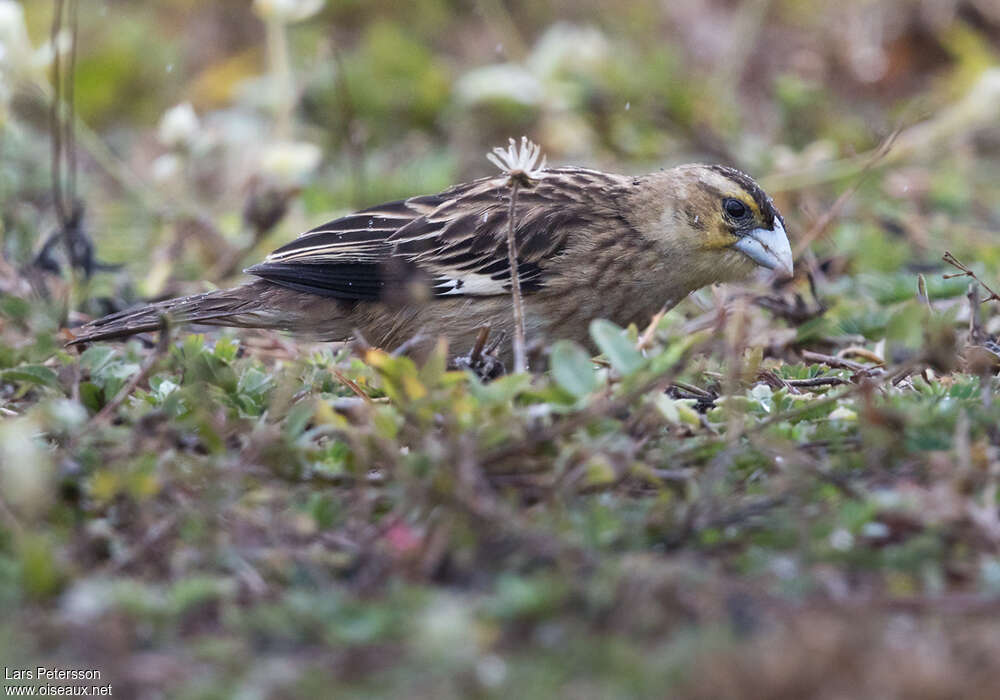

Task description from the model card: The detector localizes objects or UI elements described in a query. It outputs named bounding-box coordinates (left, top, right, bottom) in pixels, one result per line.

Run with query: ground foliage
left=2, top=0, right=1000, bottom=697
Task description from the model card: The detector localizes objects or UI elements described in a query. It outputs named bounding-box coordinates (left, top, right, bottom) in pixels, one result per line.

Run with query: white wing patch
left=433, top=273, right=507, bottom=296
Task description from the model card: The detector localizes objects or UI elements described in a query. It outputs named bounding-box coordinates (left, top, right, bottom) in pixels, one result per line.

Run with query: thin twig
left=332, top=48, right=366, bottom=206
left=330, top=367, right=374, bottom=406
left=49, top=0, right=66, bottom=222
left=943, top=251, right=1000, bottom=303
left=670, top=381, right=715, bottom=400
left=801, top=350, right=874, bottom=373
left=66, top=0, right=78, bottom=206
left=390, top=331, right=430, bottom=358
left=837, top=346, right=885, bottom=365
left=0, top=494, right=24, bottom=535
left=470, top=325, right=491, bottom=364
left=783, top=375, right=850, bottom=388
left=967, top=283, right=984, bottom=345
left=506, top=177, right=527, bottom=372
left=637, top=305, right=668, bottom=351
left=265, top=15, right=293, bottom=141
left=793, top=128, right=899, bottom=257
left=91, top=317, right=170, bottom=423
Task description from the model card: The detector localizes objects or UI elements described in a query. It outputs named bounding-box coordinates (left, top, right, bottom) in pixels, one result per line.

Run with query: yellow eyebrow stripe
left=739, top=195, right=761, bottom=217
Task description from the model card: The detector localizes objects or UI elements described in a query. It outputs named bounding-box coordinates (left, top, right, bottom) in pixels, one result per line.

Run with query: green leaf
left=549, top=340, right=598, bottom=398
left=589, top=319, right=644, bottom=375
left=1, top=364, right=59, bottom=388
left=0, top=295, right=31, bottom=322
left=213, top=337, right=240, bottom=363
left=284, top=399, right=316, bottom=439
left=78, top=381, right=102, bottom=413
left=468, top=372, right=531, bottom=403
left=79, top=345, right=115, bottom=374
left=238, top=367, right=272, bottom=398
left=98, top=362, right=141, bottom=399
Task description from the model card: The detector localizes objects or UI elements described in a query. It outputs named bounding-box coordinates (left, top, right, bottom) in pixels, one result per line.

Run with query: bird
left=67, top=163, right=793, bottom=362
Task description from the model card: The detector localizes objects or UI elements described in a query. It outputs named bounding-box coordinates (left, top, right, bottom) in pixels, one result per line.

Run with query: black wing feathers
left=247, top=262, right=386, bottom=300
left=247, top=168, right=625, bottom=302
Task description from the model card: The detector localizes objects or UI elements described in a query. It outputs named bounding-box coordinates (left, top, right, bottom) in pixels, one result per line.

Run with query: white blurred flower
left=0, top=1, right=27, bottom=51
left=415, top=595, right=478, bottom=663
left=861, top=521, right=890, bottom=539
left=60, top=578, right=114, bottom=624
left=871, top=489, right=906, bottom=510
left=770, top=555, right=798, bottom=580
left=29, top=28, right=72, bottom=73
left=829, top=528, right=854, bottom=551
left=253, top=0, right=325, bottom=23
left=527, top=23, right=610, bottom=81
left=151, top=153, right=183, bottom=182
left=828, top=406, right=857, bottom=421
left=455, top=24, right=610, bottom=113
left=454, top=24, right=610, bottom=159
left=158, top=102, right=200, bottom=149
left=0, top=416, right=54, bottom=519
left=40, top=398, right=87, bottom=431
left=0, top=1, right=68, bottom=80
left=258, top=140, right=321, bottom=185
left=0, top=0, right=31, bottom=74
left=487, top=136, right=547, bottom=179
left=454, top=63, right=543, bottom=107
left=475, top=654, right=507, bottom=689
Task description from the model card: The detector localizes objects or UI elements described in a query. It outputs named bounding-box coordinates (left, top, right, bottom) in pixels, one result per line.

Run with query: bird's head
left=632, top=164, right=793, bottom=288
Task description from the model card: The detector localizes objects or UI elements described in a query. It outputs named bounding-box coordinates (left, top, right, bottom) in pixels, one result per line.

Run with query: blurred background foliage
left=2, top=0, right=1000, bottom=697
left=0, top=0, right=996, bottom=302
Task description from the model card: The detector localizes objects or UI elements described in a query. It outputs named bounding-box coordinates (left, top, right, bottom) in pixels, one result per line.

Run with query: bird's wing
left=246, top=168, right=626, bottom=301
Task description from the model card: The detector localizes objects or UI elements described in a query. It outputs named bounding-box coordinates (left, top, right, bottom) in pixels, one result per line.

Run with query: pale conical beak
left=732, top=219, right=794, bottom=278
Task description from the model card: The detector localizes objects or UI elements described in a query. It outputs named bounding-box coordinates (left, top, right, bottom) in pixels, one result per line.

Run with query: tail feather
left=67, top=282, right=279, bottom=345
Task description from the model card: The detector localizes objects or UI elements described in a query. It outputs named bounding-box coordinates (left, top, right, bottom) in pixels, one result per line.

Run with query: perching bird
left=67, top=164, right=792, bottom=360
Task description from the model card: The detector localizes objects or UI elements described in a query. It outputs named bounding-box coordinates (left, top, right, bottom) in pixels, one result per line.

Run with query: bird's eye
left=724, top=198, right=748, bottom=219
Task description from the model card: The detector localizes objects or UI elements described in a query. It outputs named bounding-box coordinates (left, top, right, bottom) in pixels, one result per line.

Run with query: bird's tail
left=67, top=280, right=286, bottom=345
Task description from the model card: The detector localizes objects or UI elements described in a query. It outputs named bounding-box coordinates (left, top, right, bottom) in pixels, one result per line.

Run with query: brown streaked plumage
left=67, top=165, right=793, bottom=359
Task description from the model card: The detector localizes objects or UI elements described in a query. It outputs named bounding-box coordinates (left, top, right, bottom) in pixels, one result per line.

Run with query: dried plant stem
left=265, top=16, right=294, bottom=141
left=783, top=375, right=850, bottom=388
left=637, top=305, right=668, bottom=351
left=506, top=178, right=527, bottom=373
left=0, top=494, right=23, bottom=535
left=792, top=128, right=899, bottom=257
left=469, top=325, right=491, bottom=364
left=330, top=367, right=374, bottom=405
left=65, top=0, right=79, bottom=206
left=943, top=251, right=1000, bottom=303
left=486, top=136, right=546, bottom=373
left=50, top=0, right=67, bottom=223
